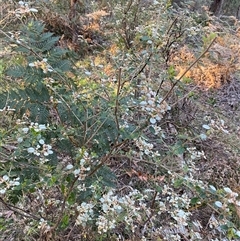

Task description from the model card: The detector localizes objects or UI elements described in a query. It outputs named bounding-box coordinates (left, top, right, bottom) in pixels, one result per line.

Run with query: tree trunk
left=69, top=0, right=78, bottom=45
left=210, top=0, right=224, bottom=16
left=237, top=5, right=240, bottom=20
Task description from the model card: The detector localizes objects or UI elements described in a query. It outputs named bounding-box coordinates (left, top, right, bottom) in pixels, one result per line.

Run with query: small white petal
left=148, top=100, right=154, bottom=105
left=29, top=8, right=38, bottom=12
left=215, top=201, right=223, bottom=208
left=22, top=127, right=29, bottom=133
left=17, top=137, right=23, bottom=143
left=150, top=118, right=156, bottom=124
left=0, top=189, right=6, bottom=194
left=236, top=230, right=240, bottom=237
left=27, top=147, right=35, bottom=153
left=140, top=101, right=147, bottom=106
left=200, top=133, right=207, bottom=140
left=66, top=164, right=73, bottom=170
left=3, top=175, right=9, bottom=181
left=38, top=124, right=46, bottom=130
left=85, top=71, right=91, bottom=76
left=39, top=139, right=45, bottom=145
left=177, top=210, right=186, bottom=217
left=202, top=124, right=210, bottom=130
left=102, top=203, right=109, bottom=212
left=209, top=185, right=217, bottom=192
left=73, top=169, right=80, bottom=175
left=223, top=187, right=232, bottom=193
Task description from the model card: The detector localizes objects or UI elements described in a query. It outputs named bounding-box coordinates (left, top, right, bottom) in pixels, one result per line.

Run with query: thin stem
left=114, top=68, right=121, bottom=132
left=0, top=197, right=41, bottom=220
left=160, top=37, right=217, bottom=104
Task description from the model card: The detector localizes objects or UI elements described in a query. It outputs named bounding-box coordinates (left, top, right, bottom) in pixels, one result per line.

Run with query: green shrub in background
left=0, top=1, right=240, bottom=240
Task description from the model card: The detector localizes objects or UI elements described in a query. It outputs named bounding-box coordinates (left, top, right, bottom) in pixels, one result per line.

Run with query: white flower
left=215, top=201, right=223, bottom=208
left=66, top=164, right=74, bottom=170
left=223, top=187, right=232, bottom=193
left=140, top=101, right=147, bottom=106
left=39, top=139, right=45, bottom=145
left=29, top=8, right=38, bottom=13
left=202, top=124, right=210, bottom=130
left=27, top=147, right=35, bottom=153
left=209, top=185, right=217, bottom=192
left=236, top=230, right=240, bottom=237
left=150, top=117, right=156, bottom=124
left=0, top=189, right=6, bottom=194
left=43, top=144, right=53, bottom=156
left=85, top=71, right=91, bottom=76
left=13, top=181, right=20, bottom=186
left=3, top=175, right=9, bottom=181
left=22, top=127, right=29, bottom=133
left=73, top=169, right=80, bottom=176
left=102, top=203, right=109, bottom=212
left=29, top=62, right=35, bottom=67
left=17, top=137, right=23, bottom=143
left=200, top=133, right=207, bottom=140
left=38, top=124, right=46, bottom=130
left=80, top=159, right=85, bottom=165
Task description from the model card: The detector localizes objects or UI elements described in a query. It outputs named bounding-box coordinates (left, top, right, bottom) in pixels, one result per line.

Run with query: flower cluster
left=38, top=218, right=51, bottom=234
left=135, top=137, right=154, bottom=156
left=139, top=88, right=171, bottom=125
left=155, top=184, right=198, bottom=240
left=0, top=106, right=16, bottom=112
left=76, top=202, right=94, bottom=226
left=13, top=1, right=38, bottom=18
left=214, top=187, right=240, bottom=213
left=17, top=122, right=53, bottom=159
left=27, top=142, right=53, bottom=157
left=65, top=148, right=91, bottom=180
left=29, top=58, right=53, bottom=74
left=96, top=189, right=149, bottom=234
left=202, top=117, right=229, bottom=134
left=186, top=146, right=206, bottom=161
left=135, top=137, right=161, bottom=159
left=0, top=175, right=20, bottom=195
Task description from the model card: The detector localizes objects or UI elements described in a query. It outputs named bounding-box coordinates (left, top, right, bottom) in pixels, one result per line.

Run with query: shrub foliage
left=0, top=0, right=240, bottom=240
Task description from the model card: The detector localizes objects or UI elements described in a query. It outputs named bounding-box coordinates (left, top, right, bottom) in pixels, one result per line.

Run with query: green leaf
left=140, top=35, right=150, bottom=41
left=190, top=197, right=200, bottom=205
left=60, top=214, right=70, bottom=229
left=67, top=191, right=76, bottom=205
left=173, top=178, right=184, bottom=188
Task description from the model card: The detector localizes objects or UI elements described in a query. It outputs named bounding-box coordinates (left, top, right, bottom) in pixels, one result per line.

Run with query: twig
left=0, top=29, right=72, bottom=89
left=87, top=140, right=129, bottom=178
left=160, top=36, right=217, bottom=105
left=114, top=68, right=121, bottom=132
left=0, top=197, right=40, bottom=220
left=47, top=85, right=83, bottom=127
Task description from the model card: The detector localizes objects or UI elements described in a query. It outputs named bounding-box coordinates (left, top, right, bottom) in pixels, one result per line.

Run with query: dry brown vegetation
left=0, top=0, right=240, bottom=240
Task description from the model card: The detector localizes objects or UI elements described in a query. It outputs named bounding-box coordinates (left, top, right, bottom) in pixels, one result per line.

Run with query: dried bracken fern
left=174, top=32, right=240, bottom=88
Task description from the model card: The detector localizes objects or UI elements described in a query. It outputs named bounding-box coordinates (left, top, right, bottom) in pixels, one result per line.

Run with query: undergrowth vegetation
left=0, top=0, right=240, bottom=240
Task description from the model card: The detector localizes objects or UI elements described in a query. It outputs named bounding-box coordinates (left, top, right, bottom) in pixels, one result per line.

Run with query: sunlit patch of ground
left=173, top=30, right=240, bottom=89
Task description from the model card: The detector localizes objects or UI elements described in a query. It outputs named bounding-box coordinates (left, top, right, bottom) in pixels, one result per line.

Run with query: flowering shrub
left=0, top=0, right=240, bottom=240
